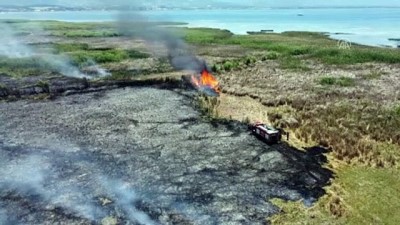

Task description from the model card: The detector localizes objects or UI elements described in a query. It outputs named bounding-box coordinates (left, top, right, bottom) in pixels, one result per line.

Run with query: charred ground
left=0, top=87, right=332, bottom=225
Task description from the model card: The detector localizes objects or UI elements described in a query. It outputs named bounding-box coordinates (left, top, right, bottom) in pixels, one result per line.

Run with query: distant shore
left=1, top=8, right=400, bottom=48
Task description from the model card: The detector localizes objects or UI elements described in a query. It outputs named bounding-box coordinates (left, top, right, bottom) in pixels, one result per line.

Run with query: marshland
left=0, top=14, right=399, bottom=225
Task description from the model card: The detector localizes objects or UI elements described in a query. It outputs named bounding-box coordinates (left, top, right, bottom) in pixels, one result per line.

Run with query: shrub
left=336, top=77, right=355, bottom=87
left=223, top=61, right=234, bottom=71
left=68, top=49, right=149, bottom=66
left=126, top=50, right=150, bottom=59
left=279, top=57, right=310, bottom=71
left=319, top=76, right=356, bottom=87
left=393, top=105, right=400, bottom=117
left=319, top=77, right=337, bottom=85
left=211, top=64, right=222, bottom=73
left=289, top=47, right=311, bottom=56
left=222, top=60, right=240, bottom=71
left=245, top=56, right=257, bottom=66
left=37, top=80, right=50, bottom=93
left=54, top=43, right=89, bottom=53
left=266, top=51, right=279, bottom=60
left=363, top=70, right=383, bottom=80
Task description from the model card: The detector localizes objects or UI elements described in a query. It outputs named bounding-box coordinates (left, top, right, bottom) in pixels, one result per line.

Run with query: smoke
left=85, top=59, right=112, bottom=77
left=118, top=12, right=208, bottom=73
left=102, top=179, right=159, bottom=225
left=42, top=54, right=91, bottom=79
left=0, top=154, right=104, bottom=221
left=0, top=23, right=34, bottom=58
left=0, top=22, right=109, bottom=79
left=0, top=145, right=160, bottom=224
left=0, top=209, right=6, bottom=225
left=0, top=155, right=46, bottom=193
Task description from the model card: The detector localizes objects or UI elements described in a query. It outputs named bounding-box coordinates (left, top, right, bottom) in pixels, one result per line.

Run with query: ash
left=0, top=87, right=332, bottom=225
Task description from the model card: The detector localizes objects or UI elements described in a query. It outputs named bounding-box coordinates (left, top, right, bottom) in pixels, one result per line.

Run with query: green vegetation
left=181, top=27, right=233, bottom=44
left=312, top=48, right=400, bottom=64
left=363, top=70, right=383, bottom=80
left=279, top=56, right=311, bottom=71
left=69, top=49, right=147, bottom=66
left=265, top=51, right=280, bottom=60
left=37, top=80, right=50, bottom=93
left=51, top=43, right=150, bottom=66
left=212, top=56, right=260, bottom=73
left=0, top=40, right=150, bottom=77
left=287, top=102, right=400, bottom=167
left=0, top=56, right=54, bottom=77
left=51, top=30, right=121, bottom=38
left=222, top=60, right=240, bottom=71
left=42, top=21, right=186, bottom=38
left=188, top=26, right=400, bottom=225
left=0, top=83, right=7, bottom=92
left=270, top=166, right=400, bottom=225
left=197, top=95, right=221, bottom=118
left=183, top=28, right=400, bottom=65
left=54, top=43, right=90, bottom=52
left=319, top=76, right=356, bottom=87
left=42, top=21, right=121, bottom=37
left=4, top=20, right=400, bottom=67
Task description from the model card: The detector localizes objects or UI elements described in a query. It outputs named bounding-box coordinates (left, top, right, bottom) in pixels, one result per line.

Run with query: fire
left=190, top=69, right=221, bottom=96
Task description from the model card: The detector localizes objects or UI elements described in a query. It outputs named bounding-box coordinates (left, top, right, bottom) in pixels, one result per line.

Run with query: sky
left=0, top=0, right=399, bottom=7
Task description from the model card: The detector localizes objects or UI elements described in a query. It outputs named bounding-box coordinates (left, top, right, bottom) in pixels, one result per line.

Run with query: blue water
left=1, top=8, right=400, bottom=47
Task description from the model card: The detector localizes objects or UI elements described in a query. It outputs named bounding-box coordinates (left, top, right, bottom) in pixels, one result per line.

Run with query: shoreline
left=1, top=8, right=400, bottom=48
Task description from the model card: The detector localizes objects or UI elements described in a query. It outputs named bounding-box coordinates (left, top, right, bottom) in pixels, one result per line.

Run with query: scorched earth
left=0, top=87, right=332, bottom=225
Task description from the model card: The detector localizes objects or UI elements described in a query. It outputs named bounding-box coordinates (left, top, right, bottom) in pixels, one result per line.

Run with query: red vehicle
left=249, top=122, right=282, bottom=144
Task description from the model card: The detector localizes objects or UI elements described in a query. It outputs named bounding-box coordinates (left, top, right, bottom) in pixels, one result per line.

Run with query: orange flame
left=191, top=70, right=220, bottom=95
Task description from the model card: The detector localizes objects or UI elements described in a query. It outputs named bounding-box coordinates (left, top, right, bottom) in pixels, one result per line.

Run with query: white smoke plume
left=0, top=22, right=109, bottom=79
left=0, top=149, right=162, bottom=224
left=0, top=154, right=104, bottom=221
left=102, top=179, right=159, bottom=225
left=85, top=59, right=112, bottom=77
left=0, top=23, right=34, bottom=58
left=0, top=209, right=6, bottom=225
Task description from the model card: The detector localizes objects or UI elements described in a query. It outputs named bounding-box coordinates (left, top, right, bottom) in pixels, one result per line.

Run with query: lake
left=1, top=8, right=400, bottom=47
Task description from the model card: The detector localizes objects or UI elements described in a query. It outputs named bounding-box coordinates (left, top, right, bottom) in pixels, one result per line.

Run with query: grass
left=279, top=57, right=311, bottom=71
left=44, top=21, right=186, bottom=38
left=52, top=43, right=149, bottom=65
left=211, top=56, right=258, bottom=73
left=265, top=51, right=280, bottom=60
left=54, top=43, right=90, bottom=52
left=181, top=27, right=234, bottom=44
left=37, top=80, right=50, bottom=93
left=319, top=76, right=356, bottom=87
left=53, top=43, right=150, bottom=66
left=182, top=28, right=400, bottom=65
left=201, top=94, right=400, bottom=225
left=270, top=165, right=400, bottom=225
left=0, top=40, right=150, bottom=77
left=51, top=30, right=121, bottom=38
left=292, top=102, right=400, bottom=167
left=312, top=48, right=400, bottom=64
left=0, top=56, right=54, bottom=77
left=69, top=49, right=133, bottom=66
left=363, top=70, right=383, bottom=80
left=4, top=20, right=400, bottom=66
left=0, top=48, right=149, bottom=78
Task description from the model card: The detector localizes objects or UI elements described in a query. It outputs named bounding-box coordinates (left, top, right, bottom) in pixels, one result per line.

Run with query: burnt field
left=2, top=19, right=398, bottom=224
left=0, top=87, right=332, bottom=225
